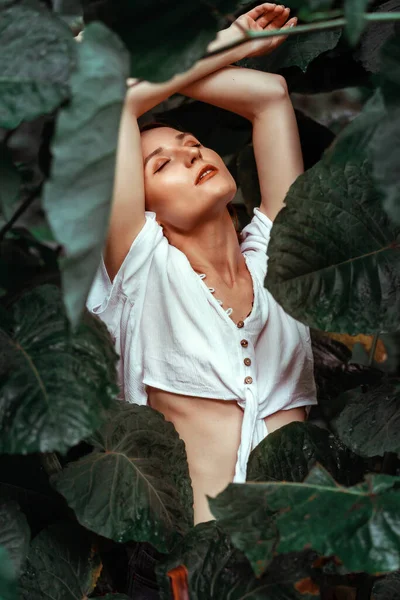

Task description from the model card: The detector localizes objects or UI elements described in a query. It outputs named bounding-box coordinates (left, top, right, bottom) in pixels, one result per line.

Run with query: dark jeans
left=126, top=542, right=164, bottom=600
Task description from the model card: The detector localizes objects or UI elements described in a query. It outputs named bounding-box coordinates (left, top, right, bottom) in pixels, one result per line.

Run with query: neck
left=163, top=209, right=243, bottom=287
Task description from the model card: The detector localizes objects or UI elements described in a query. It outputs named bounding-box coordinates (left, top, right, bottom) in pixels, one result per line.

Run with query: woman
left=87, top=4, right=317, bottom=597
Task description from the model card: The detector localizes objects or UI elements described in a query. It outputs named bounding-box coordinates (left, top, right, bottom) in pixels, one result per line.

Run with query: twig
left=368, top=332, right=379, bottom=367
left=203, top=12, right=400, bottom=58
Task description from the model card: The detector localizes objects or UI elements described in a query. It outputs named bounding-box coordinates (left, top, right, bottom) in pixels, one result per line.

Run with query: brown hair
left=139, top=121, right=241, bottom=241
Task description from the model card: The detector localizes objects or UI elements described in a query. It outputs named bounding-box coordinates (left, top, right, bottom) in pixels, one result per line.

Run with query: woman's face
left=140, top=127, right=237, bottom=232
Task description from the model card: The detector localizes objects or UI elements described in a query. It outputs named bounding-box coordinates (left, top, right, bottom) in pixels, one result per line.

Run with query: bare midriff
left=147, top=385, right=243, bottom=524
left=147, top=385, right=308, bottom=524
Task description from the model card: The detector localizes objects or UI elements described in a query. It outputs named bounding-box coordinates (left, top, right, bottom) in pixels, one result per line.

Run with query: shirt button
left=244, top=376, right=253, bottom=384
left=240, top=339, right=248, bottom=347
left=237, top=320, right=244, bottom=328
left=244, top=358, right=251, bottom=366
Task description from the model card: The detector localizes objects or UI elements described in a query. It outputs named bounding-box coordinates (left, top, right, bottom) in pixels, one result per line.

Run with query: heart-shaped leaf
left=265, top=158, right=400, bottom=334
left=0, top=284, right=118, bottom=455
left=51, top=401, right=194, bottom=553
left=0, top=0, right=76, bottom=129
left=210, top=465, right=400, bottom=575
left=18, top=522, right=102, bottom=600
left=43, top=22, right=129, bottom=328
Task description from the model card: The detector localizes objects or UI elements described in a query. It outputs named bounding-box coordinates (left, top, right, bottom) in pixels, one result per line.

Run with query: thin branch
left=203, top=12, right=400, bottom=59
left=368, top=332, right=380, bottom=366
left=0, top=190, right=38, bottom=242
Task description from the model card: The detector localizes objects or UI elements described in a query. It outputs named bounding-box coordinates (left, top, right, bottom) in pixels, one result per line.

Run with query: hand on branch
left=222, top=3, right=297, bottom=58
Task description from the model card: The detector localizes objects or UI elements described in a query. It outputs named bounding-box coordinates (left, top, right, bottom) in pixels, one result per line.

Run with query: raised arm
left=106, top=5, right=286, bottom=280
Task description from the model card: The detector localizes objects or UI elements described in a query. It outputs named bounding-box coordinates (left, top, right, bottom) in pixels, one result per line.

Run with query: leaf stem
left=203, top=12, right=400, bottom=58
left=0, top=190, right=38, bottom=242
left=368, top=332, right=379, bottom=366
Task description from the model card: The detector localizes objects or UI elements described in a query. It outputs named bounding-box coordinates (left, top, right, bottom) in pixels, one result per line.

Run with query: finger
left=246, top=3, right=278, bottom=20
left=272, top=16, right=297, bottom=46
left=268, top=6, right=291, bottom=29
left=256, top=3, right=285, bottom=28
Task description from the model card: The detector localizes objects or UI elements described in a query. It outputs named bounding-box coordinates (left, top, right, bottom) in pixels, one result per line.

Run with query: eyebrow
left=144, top=132, right=193, bottom=167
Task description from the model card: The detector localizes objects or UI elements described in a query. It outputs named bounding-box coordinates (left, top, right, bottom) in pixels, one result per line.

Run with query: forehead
left=140, top=126, right=186, bottom=154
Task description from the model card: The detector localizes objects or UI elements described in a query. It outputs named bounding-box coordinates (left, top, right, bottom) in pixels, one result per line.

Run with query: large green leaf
left=82, top=0, right=245, bottom=82
left=0, top=145, right=21, bottom=222
left=265, top=158, right=400, bottom=334
left=372, top=570, right=400, bottom=599
left=210, top=465, right=400, bottom=575
left=330, top=379, right=400, bottom=458
left=0, top=284, right=118, bottom=454
left=43, top=22, right=129, bottom=328
left=18, top=522, right=102, bottom=600
left=247, top=421, right=366, bottom=487
left=239, top=29, right=341, bottom=73
left=51, top=401, right=194, bottom=553
left=156, top=521, right=317, bottom=600
left=0, top=0, right=76, bottom=129
left=0, top=546, right=18, bottom=600
left=0, top=502, right=30, bottom=578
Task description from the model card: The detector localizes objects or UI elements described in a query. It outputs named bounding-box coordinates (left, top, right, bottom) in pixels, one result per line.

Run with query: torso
left=149, top=256, right=254, bottom=524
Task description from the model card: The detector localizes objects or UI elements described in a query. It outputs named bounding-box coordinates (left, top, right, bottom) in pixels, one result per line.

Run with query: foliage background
left=0, top=0, right=400, bottom=598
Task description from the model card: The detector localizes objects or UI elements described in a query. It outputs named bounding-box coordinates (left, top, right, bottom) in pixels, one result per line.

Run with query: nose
left=182, top=145, right=201, bottom=166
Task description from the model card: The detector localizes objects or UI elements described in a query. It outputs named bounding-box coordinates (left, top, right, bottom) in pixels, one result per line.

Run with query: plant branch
left=368, top=332, right=380, bottom=366
left=203, top=12, right=400, bottom=59
left=0, top=190, right=38, bottom=242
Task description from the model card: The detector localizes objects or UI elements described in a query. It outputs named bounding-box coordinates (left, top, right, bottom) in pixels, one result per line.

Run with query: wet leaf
left=0, top=285, right=118, bottom=454
left=51, top=401, right=194, bottom=553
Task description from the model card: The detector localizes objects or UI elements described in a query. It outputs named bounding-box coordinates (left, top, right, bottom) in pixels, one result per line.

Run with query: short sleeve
left=86, top=211, right=164, bottom=334
left=240, top=207, right=273, bottom=282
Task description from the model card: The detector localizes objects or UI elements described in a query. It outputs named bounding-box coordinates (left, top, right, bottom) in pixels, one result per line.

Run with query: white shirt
left=87, top=207, right=317, bottom=482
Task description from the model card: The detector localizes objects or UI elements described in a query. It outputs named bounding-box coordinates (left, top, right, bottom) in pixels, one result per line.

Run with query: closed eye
left=154, top=160, right=169, bottom=173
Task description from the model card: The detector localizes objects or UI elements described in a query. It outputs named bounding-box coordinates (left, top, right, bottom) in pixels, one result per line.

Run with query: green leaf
left=0, top=284, right=118, bottom=454
left=379, top=26, right=400, bottom=108
left=82, top=0, right=245, bottom=82
left=43, top=22, right=129, bottom=328
left=0, top=502, right=30, bottom=578
left=93, top=595, right=131, bottom=600
left=370, top=108, right=400, bottom=225
left=18, top=522, right=102, bottom=600
left=0, top=145, right=21, bottom=222
left=344, top=0, right=370, bottom=46
left=210, top=465, right=400, bottom=575
left=265, top=158, right=400, bottom=334
left=239, top=29, right=341, bottom=73
left=51, top=401, right=194, bottom=553
left=0, top=546, right=18, bottom=600
left=0, top=0, right=76, bottom=129
left=330, top=379, right=400, bottom=457
left=247, top=421, right=367, bottom=487
left=372, top=569, right=400, bottom=600
left=325, top=89, right=386, bottom=166
left=156, top=521, right=317, bottom=600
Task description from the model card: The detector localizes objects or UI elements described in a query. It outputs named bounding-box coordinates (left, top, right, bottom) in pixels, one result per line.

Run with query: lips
left=195, top=164, right=218, bottom=185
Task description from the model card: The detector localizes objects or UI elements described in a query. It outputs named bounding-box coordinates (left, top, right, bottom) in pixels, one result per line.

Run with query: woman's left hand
left=223, top=3, right=297, bottom=59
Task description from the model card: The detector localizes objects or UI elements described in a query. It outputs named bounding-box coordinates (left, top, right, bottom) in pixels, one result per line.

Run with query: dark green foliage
left=265, top=158, right=400, bottom=334
left=18, top=522, right=102, bottom=600
left=209, top=465, right=400, bottom=576
left=51, top=401, right=194, bottom=553
left=246, top=421, right=367, bottom=485
left=0, top=0, right=76, bottom=129
left=0, top=285, right=118, bottom=454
